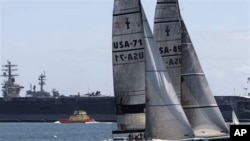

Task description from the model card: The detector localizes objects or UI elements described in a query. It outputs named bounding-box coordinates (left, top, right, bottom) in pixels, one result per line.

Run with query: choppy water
left=0, top=122, right=116, bottom=141
left=1, top=122, right=250, bottom=141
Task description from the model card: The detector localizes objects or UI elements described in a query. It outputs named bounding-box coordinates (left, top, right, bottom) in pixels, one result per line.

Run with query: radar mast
left=1, top=61, right=24, bottom=98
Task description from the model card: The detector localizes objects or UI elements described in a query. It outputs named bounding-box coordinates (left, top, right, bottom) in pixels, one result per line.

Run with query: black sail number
left=113, top=39, right=143, bottom=49
left=159, top=45, right=181, bottom=55
left=114, top=51, right=144, bottom=63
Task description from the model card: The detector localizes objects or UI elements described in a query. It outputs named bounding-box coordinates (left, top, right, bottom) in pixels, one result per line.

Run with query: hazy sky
left=0, top=0, right=249, bottom=97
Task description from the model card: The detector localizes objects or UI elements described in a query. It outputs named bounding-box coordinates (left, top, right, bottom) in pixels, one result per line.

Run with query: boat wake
left=85, top=121, right=99, bottom=124
left=54, top=120, right=99, bottom=124
left=54, top=121, right=61, bottom=124
left=102, top=122, right=115, bottom=124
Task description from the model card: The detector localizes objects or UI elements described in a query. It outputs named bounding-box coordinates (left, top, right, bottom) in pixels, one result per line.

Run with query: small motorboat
left=59, top=110, right=95, bottom=123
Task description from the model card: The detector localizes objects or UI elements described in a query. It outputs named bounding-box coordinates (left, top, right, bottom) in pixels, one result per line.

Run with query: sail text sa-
left=159, top=45, right=181, bottom=67
left=159, top=45, right=181, bottom=55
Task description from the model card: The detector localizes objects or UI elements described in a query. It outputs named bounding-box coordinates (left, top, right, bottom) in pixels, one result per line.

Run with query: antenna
left=38, top=72, right=46, bottom=92
left=246, top=77, right=250, bottom=96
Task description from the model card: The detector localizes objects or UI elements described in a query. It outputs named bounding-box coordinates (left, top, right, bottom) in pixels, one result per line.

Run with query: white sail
left=181, top=20, right=229, bottom=137
left=153, top=0, right=182, bottom=100
left=112, top=0, right=229, bottom=140
left=232, top=110, right=239, bottom=125
left=153, top=0, right=229, bottom=138
left=142, top=7, right=194, bottom=140
left=112, top=0, right=145, bottom=131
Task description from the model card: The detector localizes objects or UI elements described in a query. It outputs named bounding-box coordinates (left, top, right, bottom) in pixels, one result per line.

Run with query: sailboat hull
left=150, top=136, right=230, bottom=141
left=116, top=113, right=145, bottom=130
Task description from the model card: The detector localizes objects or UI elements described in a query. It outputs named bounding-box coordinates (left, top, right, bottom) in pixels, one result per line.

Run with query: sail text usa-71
left=112, top=0, right=229, bottom=140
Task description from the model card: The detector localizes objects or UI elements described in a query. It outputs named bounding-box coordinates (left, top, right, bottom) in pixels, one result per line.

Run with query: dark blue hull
left=0, top=96, right=249, bottom=122
left=0, top=96, right=116, bottom=122
left=215, top=95, right=250, bottom=122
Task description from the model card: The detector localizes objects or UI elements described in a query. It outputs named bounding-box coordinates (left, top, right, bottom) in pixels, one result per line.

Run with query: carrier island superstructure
left=1, top=61, right=24, bottom=98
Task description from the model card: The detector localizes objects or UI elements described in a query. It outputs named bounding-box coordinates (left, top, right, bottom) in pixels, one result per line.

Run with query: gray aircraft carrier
left=1, top=61, right=249, bottom=122
left=0, top=61, right=115, bottom=122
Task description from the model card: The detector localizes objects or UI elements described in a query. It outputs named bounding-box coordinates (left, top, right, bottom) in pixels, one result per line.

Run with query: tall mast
left=1, top=61, right=23, bottom=97
left=38, top=72, right=46, bottom=93
left=1, top=61, right=18, bottom=84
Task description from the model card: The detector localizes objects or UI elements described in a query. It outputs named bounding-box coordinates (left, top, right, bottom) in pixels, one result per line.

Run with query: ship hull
left=0, top=95, right=250, bottom=122
left=0, top=96, right=116, bottom=122
left=215, top=95, right=250, bottom=122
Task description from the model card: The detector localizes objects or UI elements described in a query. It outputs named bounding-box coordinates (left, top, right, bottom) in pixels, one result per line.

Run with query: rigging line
left=176, top=0, right=183, bottom=33
left=1, top=1, right=4, bottom=64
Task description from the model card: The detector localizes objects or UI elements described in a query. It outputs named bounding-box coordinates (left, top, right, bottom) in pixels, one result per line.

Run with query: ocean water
left=1, top=122, right=249, bottom=141
left=0, top=122, right=116, bottom=141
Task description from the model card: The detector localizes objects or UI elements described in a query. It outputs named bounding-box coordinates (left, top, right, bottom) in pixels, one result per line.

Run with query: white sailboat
left=153, top=0, right=229, bottom=138
left=112, top=0, right=230, bottom=140
left=112, top=0, right=193, bottom=140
